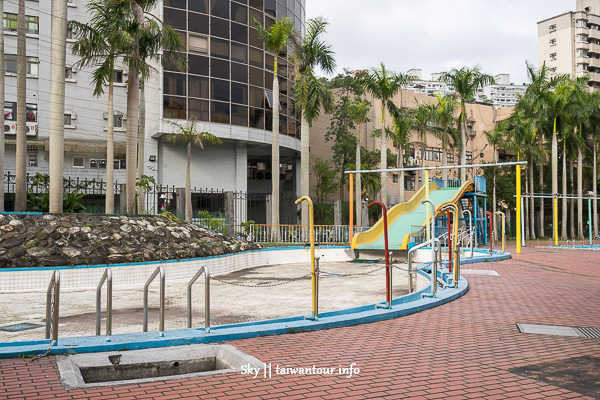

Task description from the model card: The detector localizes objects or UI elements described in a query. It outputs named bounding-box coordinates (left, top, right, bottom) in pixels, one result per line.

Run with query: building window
left=113, top=70, right=123, bottom=83
left=189, top=33, right=209, bottom=54
left=114, top=114, right=124, bottom=128
left=404, top=177, right=415, bottom=191
left=90, top=159, right=107, bottom=169
left=448, top=153, right=454, bottom=163
left=28, top=153, right=37, bottom=167
left=64, top=113, right=72, bottom=126
left=549, top=24, right=556, bottom=32
left=2, top=14, right=39, bottom=35
left=114, top=159, right=126, bottom=169
left=72, top=156, right=85, bottom=168
left=26, top=104, right=37, bottom=122
left=65, top=67, right=73, bottom=79
left=549, top=53, right=557, bottom=61
left=550, top=38, right=556, bottom=46
left=466, top=151, right=473, bottom=164
left=4, top=55, right=40, bottom=76
left=66, top=26, right=74, bottom=40
left=392, top=174, right=398, bottom=183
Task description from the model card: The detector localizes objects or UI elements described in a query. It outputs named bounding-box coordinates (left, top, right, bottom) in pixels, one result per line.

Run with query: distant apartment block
left=538, top=0, right=600, bottom=87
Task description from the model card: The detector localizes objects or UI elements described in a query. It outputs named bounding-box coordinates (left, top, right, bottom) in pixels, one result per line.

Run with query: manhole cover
left=508, top=356, right=600, bottom=398
left=0, top=323, right=44, bottom=333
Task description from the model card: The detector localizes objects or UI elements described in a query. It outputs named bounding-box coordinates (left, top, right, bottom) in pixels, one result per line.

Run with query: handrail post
left=462, top=209, right=473, bottom=257
left=314, top=257, right=320, bottom=317
left=143, top=266, right=166, bottom=336
left=187, top=265, right=210, bottom=333
left=495, top=211, right=506, bottom=253
left=369, top=201, right=390, bottom=309
left=96, top=268, right=112, bottom=341
left=295, top=196, right=317, bottom=320
left=45, top=270, right=60, bottom=346
left=484, top=211, right=494, bottom=255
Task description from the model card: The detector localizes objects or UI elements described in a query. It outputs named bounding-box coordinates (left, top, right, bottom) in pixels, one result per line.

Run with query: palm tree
left=253, top=17, right=294, bottom=235
left=388, top=108, right=412, bottom=204
left=431, top=93, right=459, bottom=180
left=484, top=119, right=508, bottom=239
left=70, top=0, right=132, bottom=214
left=407, top=102, right=435, bottom=189
left=588, top=95, right=600, bottom=238
left=167, top=118, right=222, bottom=222
left=15, top=0, right=27, bottom=211
left=348, top=99, right=370, bottom=225
left=517, top=62, right=554, bottom=237
left=0, top=0, right=5, bottom=211
left=441, top=67, right=494, bottom=183
left=363, top=63, right=412, bottom=205
left=291, top=17, right=335, bottom=226
left=123, top=0, right=185, bottom=214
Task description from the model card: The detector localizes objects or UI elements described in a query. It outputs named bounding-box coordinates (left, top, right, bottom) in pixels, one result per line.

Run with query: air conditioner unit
left=4, top=123, right=16, bottom=135
left=26, top=122, right=37, bottom=137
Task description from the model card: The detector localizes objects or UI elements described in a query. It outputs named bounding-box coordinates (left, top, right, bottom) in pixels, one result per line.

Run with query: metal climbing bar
left=407, top=238, right=440, bottom=296
left=96, top=268, right=112, bottom=340
left=45, top=270, right=60, bottom=345
left=187, top=265, right=211, bottom=332
left=143, top=266, right=165, bottom=335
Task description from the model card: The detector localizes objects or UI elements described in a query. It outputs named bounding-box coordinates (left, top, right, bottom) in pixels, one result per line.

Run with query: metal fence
left=5, top=172, right=121, bottom=195
left=230, top=224, right=370, bottom=244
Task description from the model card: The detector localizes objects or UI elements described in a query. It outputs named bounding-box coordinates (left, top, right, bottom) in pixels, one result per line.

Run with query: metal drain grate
left=0, top=323, right=44, bottom=333
left=575, top=327, right=600, bottom=339
left=517, top=323, right=600, bottom=338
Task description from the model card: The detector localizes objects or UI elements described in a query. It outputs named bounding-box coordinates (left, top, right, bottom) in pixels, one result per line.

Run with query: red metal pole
left=484, top=211, right=494, bottom=255
left=447, top=210, right=452, bottom=273
left=368, top=201, right=389, bottom=305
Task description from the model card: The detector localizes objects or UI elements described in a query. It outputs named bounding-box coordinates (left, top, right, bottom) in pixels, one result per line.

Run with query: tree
left=166, top=118, right=222, bottom=222
left=348, top=99, right=370, bottom=226
left=407, top=101, right=436, bottom=188
left=123, top=0, right=185, bottom=214
left=311, top=156, right=339, bottom=203
left=363, top=63, right=412, bottom=205
left=388, top=108, right=412, bottom=204
left=15, top=0, right=27, bottom=211
left=484, top=120, right=508, bottom=240
left=70, top=0, right=132, bottom=214
left=431, top=94, right=459, bottom=181
left=291, top=17, right=335, bottom=225
left=441, top=67, right=494, bottom=183
left=253, top=16, right=294, bottom=235
left=0, top=0, right=4, bottom=211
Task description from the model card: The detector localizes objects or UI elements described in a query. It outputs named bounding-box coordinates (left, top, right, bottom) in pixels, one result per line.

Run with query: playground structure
left=346, top=161, right=526, bottom=257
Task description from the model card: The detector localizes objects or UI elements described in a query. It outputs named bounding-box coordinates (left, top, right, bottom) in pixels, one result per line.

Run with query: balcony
left=576, top=26, right=589, bottom=37
left=589, top=57, right=600, bottom=69
left=589, top=42, right=600, bottom=56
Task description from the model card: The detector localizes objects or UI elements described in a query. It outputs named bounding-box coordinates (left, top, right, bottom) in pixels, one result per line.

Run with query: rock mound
left=0, top=213, right=261, bottom=268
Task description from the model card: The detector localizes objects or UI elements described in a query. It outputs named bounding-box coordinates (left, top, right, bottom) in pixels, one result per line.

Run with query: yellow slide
left=352, top=180, right=475, bottom=250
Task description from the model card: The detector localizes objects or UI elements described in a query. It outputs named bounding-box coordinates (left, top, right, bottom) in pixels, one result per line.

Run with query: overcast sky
left=305, top=0, right=573, bottom=85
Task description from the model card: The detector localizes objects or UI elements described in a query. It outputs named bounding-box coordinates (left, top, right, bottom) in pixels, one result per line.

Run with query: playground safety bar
left=407, top=238, right=441, bottom=297
left=45, top=270, right=60, bottom=345
left=314, top=257, right=320, bottom=318
left=96, top=268, right=112, bottom=340
left=462, top=209, right=474, bottom=257
left=187, top=265, right=210, bottom=333
left=143, top=266, right=165, bottom=336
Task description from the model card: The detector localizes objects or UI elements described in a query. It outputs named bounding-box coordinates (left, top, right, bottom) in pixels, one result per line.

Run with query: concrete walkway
left=1, top=245, right=599, bottom=399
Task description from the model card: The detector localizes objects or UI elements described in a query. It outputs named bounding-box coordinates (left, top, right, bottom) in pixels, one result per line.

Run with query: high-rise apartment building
left=477, top=74, right=527, bottom=109
left=2, top=0, right=305, bottom=213
left=538, top=0, right=600, bottom=87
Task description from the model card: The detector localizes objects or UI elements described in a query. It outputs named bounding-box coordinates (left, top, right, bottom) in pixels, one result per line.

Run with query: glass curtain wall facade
left=163, top=0, right=305, bottom=137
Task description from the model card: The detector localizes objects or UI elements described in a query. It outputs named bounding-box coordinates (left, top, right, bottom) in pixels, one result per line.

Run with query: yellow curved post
left=516, top=163, right=521, bottom=254
left=444, top=204, right=460, bottom=285
left=295, top=196, right=316, bottom=319
left=425, top=169, right=431, bottom=241
left=495, top=211, right=505, bottom=253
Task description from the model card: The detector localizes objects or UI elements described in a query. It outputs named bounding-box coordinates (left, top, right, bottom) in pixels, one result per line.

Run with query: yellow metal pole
left=425, top=169, right=431, bottom=241
left=349, top=173, right=354, bottom=244
left=295, top=196, right=316, bottom=319
left=554, top=196, right=558, bottom=246
left=495, top=211, right=505, bottom=253
left=516, top=163, right=521, bottom=254
left=444, top=204, right=460, bottom=285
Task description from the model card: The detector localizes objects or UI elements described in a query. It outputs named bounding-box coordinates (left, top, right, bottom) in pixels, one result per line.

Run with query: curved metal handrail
left=143, top=266, right=165, bottom=336
left=45, top=270, right=60, bottom=345
left=187, top=265, right=210, bottom=333
left=96, top=268, right=112, bottom=340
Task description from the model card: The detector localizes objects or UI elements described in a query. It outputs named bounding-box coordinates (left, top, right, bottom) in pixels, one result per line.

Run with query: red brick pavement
left=0, top=245, right=599, bottom=399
